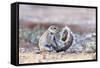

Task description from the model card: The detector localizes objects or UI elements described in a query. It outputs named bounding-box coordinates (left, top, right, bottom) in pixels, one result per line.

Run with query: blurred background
left=19, top=4, right=96, bottom=53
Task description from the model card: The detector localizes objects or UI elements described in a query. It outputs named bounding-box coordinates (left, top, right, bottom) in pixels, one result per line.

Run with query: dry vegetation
left=19, top=52, right=96, bottom=64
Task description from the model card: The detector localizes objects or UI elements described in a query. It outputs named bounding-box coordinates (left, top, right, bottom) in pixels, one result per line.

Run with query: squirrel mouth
left=61, top=35, right=67, bottom=41
left=61, top=30, right=68, bottom=41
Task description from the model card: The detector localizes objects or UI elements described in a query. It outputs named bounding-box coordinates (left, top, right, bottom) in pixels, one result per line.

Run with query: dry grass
left=19, top=52, right=96, bottom=64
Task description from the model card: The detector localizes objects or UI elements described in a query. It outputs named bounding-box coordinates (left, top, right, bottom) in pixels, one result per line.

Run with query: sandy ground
left=19, top=52, right=96, bottom=64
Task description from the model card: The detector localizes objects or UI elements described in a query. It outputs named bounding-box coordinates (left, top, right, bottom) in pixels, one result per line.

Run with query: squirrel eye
left=54, top=27, right=56, bottom=29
